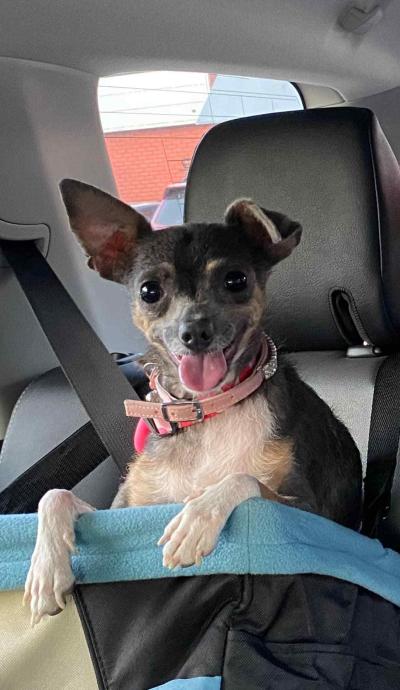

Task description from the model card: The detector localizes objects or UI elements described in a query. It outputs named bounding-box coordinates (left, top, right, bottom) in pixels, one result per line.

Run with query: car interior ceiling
left=1, top=0, right=400, bottom=540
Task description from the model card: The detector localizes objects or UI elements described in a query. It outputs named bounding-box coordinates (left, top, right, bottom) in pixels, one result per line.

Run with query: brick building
left=100, top=72, right=301, bottom=206
left=104, top=123, right=211, bottom=204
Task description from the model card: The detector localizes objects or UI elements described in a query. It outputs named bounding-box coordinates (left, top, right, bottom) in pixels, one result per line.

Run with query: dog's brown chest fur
left=116, top=392, right=294, bottom=507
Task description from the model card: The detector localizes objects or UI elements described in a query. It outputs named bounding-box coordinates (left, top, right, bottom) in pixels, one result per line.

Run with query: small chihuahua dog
left=24, top=180, right=362, bottom=625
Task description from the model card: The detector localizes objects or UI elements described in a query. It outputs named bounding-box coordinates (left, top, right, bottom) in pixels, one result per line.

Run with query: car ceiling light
left=338, top=4, right=384, bottom=34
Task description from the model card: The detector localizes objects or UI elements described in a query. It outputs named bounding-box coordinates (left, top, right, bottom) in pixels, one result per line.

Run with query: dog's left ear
left=224, top=199, right=302, bottom=265
left=60, top=179, right=152, bottom=282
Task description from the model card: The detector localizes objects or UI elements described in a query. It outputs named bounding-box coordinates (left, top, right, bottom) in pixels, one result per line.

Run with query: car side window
left=98, top=72, right=303, bottom=228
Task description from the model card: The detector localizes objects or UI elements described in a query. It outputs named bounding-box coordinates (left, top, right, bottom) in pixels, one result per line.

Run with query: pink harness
left=125, top=334, right=277, bottom=453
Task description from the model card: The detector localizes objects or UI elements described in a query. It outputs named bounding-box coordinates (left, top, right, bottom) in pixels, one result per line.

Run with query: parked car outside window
left=151, top=182, right=185, bottom=229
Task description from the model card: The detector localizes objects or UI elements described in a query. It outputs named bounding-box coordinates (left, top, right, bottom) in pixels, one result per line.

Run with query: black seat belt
left=0, top=357, right=149, bottom=514
left=362, top=353, right=400, bottom=541
left=0, top=239, right=139, bottom=486
left=0, top=422, right=108, bottom=513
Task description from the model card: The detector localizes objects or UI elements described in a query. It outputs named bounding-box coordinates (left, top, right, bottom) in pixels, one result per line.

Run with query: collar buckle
left=161, top=399, right=204, bottom=424
left=144, top=416, right=179, bottom=436
left=191, top=400, right=205, bottom=423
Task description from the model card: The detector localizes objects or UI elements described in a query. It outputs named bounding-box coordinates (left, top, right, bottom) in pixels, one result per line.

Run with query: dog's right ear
left=224, top=199, right=302, bottom=266
left=60, top=179, right=151, bottom=282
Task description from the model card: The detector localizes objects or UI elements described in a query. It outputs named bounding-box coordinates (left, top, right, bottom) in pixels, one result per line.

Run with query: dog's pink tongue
left=179, top=351, right=227, bottom=392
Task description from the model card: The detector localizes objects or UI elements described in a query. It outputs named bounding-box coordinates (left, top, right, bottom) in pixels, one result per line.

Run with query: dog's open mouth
left=173, top=340, right=238, bottom=392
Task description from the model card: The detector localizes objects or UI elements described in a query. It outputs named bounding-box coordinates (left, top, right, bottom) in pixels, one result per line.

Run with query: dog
left=23, top=180, right=362, bottom=625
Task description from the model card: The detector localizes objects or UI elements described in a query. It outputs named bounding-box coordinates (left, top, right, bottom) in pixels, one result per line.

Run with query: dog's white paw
left=158, top=474, right=261, bottom=569
left=159, top=493, right=225, bottom=569
left=23, top=537, right=75, bottom=626
left=23, top=489, right=94, bottom=626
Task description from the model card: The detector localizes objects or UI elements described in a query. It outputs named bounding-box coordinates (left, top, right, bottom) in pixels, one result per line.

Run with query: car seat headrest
left=185, top=107, right=400, bottom=351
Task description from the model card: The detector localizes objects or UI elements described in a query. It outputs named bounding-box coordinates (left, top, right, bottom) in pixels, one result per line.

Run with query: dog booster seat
left=1, top=500, right=400, bottom=689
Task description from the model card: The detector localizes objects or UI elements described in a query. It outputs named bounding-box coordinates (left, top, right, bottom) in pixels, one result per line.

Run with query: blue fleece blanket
left=0, top=499, right=399, bottom=605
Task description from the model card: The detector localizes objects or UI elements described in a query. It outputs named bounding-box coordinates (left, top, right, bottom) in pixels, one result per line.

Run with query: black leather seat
left=185, top=106, right=400, bottom=542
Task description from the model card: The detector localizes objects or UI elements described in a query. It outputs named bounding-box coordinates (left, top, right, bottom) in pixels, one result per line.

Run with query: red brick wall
left=104, top=123, right=212, bottom=203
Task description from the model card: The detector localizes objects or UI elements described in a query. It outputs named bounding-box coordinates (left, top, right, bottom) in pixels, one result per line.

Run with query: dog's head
left=60, top=180, right=301, bottom=395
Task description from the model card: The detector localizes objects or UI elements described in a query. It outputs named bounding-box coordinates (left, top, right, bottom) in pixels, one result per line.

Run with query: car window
left=98, top=72, right=303, bottom=228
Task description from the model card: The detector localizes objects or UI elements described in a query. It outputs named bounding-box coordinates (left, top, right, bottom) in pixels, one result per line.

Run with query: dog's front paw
left=158, top=493, right=225, bottom=569
left=158, top=474, right=261, bottom=569
left=23, top=535, right=75, bottom=627
left=23, top=489, right=94, bottom=626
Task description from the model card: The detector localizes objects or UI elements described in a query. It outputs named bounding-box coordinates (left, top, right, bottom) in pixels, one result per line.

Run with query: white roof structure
left=98, top=71, right=301, bottom=133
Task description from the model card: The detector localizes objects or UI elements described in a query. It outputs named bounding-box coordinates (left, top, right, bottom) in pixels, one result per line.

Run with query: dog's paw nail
left=30, top=613, right=40, bottom=628
left=55, top=593, right=66, bottom=610
left=63, top=533, right=75, bottom=552
left=48, top=607, right=63, bottom=618
left=165, top=558, right=177, bottom=570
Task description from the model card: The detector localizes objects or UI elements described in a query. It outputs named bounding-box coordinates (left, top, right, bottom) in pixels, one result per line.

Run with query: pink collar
left=125, top=334, right=277, bottom=453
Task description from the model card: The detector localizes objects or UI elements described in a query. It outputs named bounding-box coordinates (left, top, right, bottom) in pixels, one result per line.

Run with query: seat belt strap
left=362, top=353, right=400, bottom=539
left=0, top=358, right=149, bottom=514
left=0, top=422, right=107, bottom=513
left=1, top=239, right=138, bottom=474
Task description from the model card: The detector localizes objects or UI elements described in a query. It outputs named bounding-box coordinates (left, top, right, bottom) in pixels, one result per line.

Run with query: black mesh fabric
left=75, top=574, right=400, bottom=689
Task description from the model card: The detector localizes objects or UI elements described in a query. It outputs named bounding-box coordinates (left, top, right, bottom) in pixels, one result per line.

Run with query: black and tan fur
left=23, top=180, right=363, bottom=625
left=60, top=180, right=362, bottom=529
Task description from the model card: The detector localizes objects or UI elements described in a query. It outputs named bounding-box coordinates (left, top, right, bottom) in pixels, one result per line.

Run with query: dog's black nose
left=179, top=319, right=214, bottom=351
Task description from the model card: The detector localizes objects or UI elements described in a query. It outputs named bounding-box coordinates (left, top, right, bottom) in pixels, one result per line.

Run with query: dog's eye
left=224, top=271, right=247, bottom=292
left=140, top=280, right=162, bottom=303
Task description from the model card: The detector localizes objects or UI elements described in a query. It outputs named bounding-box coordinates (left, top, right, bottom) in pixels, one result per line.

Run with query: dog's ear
left=60, top=179, right=151, bottom=282
left=224, top=199, right=302, bottom=265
